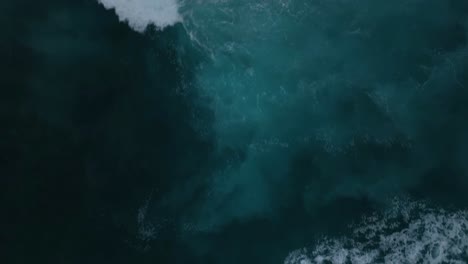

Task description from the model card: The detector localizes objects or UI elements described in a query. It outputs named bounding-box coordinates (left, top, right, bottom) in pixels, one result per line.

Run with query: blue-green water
left=2, top=0, right=468, bottom=263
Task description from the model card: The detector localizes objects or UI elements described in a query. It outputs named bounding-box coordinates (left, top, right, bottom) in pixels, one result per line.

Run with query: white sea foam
left=285, top=199, right=468, bottom=264
left=97, top=0, right=182, bottom=32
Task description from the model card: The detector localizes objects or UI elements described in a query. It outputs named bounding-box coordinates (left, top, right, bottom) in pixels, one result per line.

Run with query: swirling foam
left=97, top=0, right=181, bottom=32
left=285, top=200, right=468, bottom=264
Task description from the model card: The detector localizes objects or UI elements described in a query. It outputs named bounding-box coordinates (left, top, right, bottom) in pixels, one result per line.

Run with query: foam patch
left=285, top=199, right=468, bottom=264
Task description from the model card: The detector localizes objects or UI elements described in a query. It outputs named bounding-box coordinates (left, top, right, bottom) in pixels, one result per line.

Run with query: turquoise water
left=2, top=0, right=468, bottom=263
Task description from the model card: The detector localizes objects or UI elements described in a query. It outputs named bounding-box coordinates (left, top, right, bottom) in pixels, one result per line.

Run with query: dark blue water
left=2, top=0, right=468, bottom=263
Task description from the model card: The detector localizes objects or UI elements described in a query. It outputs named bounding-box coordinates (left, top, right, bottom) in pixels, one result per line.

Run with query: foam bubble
left=97, top=0, right=182, bottom=32
left=285, top=199, right=468, bottom=264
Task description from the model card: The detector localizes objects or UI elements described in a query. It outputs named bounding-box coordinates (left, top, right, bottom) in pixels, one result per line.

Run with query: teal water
left=2, top=0, right=468, bottom=263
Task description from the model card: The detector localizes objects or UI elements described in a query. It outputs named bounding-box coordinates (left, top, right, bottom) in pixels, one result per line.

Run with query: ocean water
left=2, top=0, right=468, bottom=263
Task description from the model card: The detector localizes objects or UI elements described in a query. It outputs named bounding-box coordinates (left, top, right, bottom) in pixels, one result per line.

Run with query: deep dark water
left=2, top=1, right=212, bottom=263
left=2, top=1, right=468, bottom=263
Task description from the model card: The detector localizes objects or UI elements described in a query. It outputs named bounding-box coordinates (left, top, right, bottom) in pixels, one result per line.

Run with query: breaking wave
left=97, top=0, right=182, bottom=31
left=285, top=199, right=468, bottom=264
